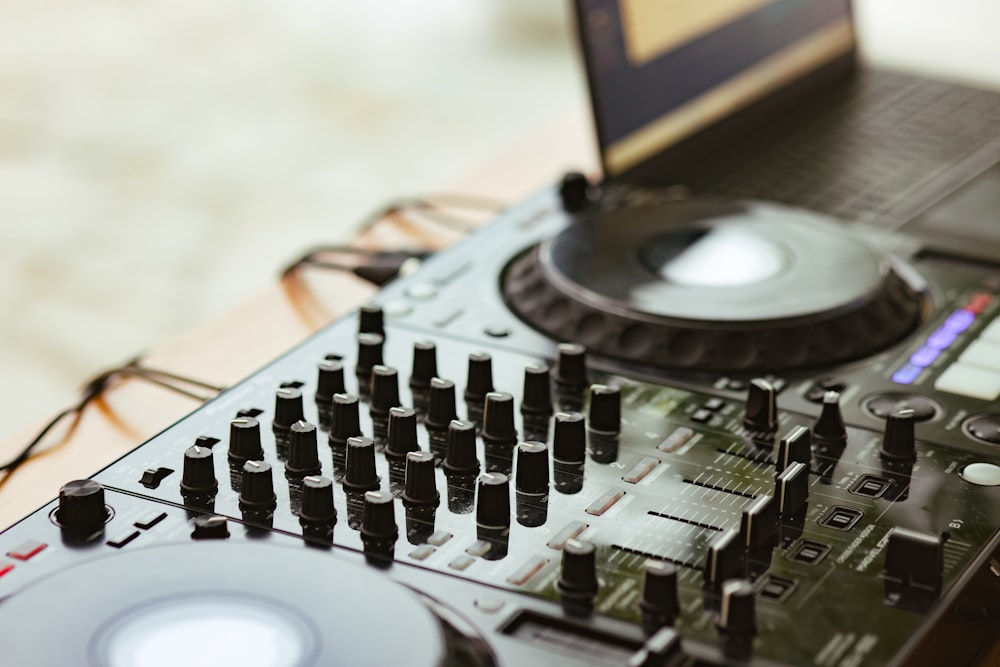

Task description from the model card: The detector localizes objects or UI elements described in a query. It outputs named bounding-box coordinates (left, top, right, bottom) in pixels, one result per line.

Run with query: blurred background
left=2, top=0, right=998, bottom=441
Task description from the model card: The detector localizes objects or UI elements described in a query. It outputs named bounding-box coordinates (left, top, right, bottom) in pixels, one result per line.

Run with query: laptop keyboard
left=692, top=70, right=1000, bottom=227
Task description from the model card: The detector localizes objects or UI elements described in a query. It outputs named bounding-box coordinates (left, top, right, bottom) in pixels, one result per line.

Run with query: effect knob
left=369, top=365, right=401, bottom=420
left=286, top=421, right=321, bottom=477
left=558, top=539, right=599, bottom=616
left=554, top=343, right=588, bottom=391
left=56, top=480, right=109, bottom=536
left=229, top=417, right=264, bottom=463
left=813, top=390, right=847, bottom=450
left=316, top=358, right=346, bottom=402
left=465, top=352, right=495, bottom=406
left=385, top=407, right=420, bottom=462
left=476, top=473, right=511, bottom=530
left=402, top=451, right=440, bottom=508
left=588, top=384, right=621, bottom=435
left=329, top=394, right=363, bottom=449
left=521, top=363, right=553, bottom=417
left=559, top=171, right=593, bottom=213
left=180, top=444, right=218, bottom=496
left=881, top=409, right=917, bottom=462
left=355, top=333, right=385, bottom=384
left=482, top=392, right=518, bottom=451
left=443, top=420, right=481, bottom=477
left=299, top=475, right=337, bottom=527
left=718, top=579, right=757, bottom=636
left=515, top=442, right=549, bottom=497
left=358, top=304, right=385, bottom=336
left=273, top=387, right=305, bottom=432
left=409, top=341, right=438, bottom=391
left=553, top=412, right=586, bottom=465
left=361, top=490, right=398, bottom=558
left=238, top=461, right=277, bottom=512
left=743, top=378, right=777, bottom=433
left=426, top=378, right=458, bottom=432
left=343, top=436, right=380, bottom=493
left=640, top=560, right=680, bottom=630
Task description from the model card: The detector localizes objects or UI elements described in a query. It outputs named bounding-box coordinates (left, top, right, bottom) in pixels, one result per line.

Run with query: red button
left=966, top=293, right=992, bottom=315
left=0, top=563, right=14, bottom=578
left=7, top=540, right=47, bottom=561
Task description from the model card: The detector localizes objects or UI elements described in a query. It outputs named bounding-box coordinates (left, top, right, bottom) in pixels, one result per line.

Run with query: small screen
left=579, top=0, right=855, bottom=175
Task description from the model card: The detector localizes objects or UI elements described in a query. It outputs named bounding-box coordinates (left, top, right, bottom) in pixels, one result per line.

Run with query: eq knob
left=813, top=390, right=847, bottom=450
left=299, top=475, right=337, bottom=541
left=355, top=333, right=385, bottom=385
left=515, top=441, right=549, bottom=527
left=743, top=378, right=777, bottom=434
left=409, top=341, right=438, bottom=391
left=881, top=409, right=917, bottom=462
left=554, top=343, right=588, bottom=392
left=358, top=304, right=385, bottom=336
left=361, top=490, right=398, bottom=559
left=588, top=384, right=621, bottom=435
left=640, top=560, right=680, bottom=631
left=402, top=451, right=440, bottom=508
left=56, top=479, right=109, bottom=537
left=476, top=473, right=511, bottom=531
left=426, top=378, right=458, bottom=439
left=343, top=436, right=380, bottom=493
left=482, top=392, right=518, bottom=469
left=369, top=365, right=401, bottom=421
left=386, top=407, right=420, bottom=462
left=443, top=420, right=481, bottom=477
left=238, top=461, right=277, bottom=514
left=718, top=579, right=757, bottom=636
left=315, top=359, right=346, bottom=429
left=229, top=417, right=264, bottom=463
left=273, top=387, right=305, bottom=433
left=558, top=539, right=599, bottom=616
left=180, top=444, right=218, bottom=497
left=521, top=363, right=554, bottom=418
left=329, top=394, right=363, bottom=450
left=286, top=421, right=322, bottom=478
left=465, top=352, right=495, bottom=406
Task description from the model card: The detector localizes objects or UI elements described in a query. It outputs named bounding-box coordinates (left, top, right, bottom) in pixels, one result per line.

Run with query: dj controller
left=3, top=179, right=1000, bottom=666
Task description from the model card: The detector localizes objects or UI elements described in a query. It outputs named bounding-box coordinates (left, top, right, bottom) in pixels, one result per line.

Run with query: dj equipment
left=3, top=179, right=1000, bottom=666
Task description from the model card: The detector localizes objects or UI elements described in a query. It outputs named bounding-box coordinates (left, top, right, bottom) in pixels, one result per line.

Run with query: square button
left=935, top=363, right=1000, bottom=400
left=690, top=409, right=713, bottom=424
left=6, top=540, right=47, bottom=562
left=819, top=506, right=864, bottom=531
left=850, top=475, right=891, bottom=498
left=788, top=540, right=830, bottom=565
left=758, top=575, right=797, bottom=602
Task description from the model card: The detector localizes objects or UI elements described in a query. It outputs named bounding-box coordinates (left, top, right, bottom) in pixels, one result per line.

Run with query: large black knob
left=361, top=490, right=398, bottom=558
left=329, top=393, right=363, bottom=450
left=521, top=363, right=554, bottom=418
left=299, top=475, right=337, bottom=539
left=402, top=451, right=440, bottom=508
left=588, top=384, right=621, bottom=435
left=559, top=171, right=593, bottom=213
left=343, top=436, right=380, bottom=493
left=286, top=421, right=321, bottom=477
left=553, top=411, right=586, bottom=494
left=476, top=473, right=511, bottom=530
left=718, top=579, right=757, bottom=636
left=355, top=333, right=385, bottom=384
left=554, top=343, right=588, bottom=391
left=465, top=352, right=495, bottom=405
left=229, top=417, right=264, bottom=463
left=238, top=461, right=277, bottom=512
left=56, top=480, right=109, bottom=536
left=181, top=444, right=218, bottom=497
left=743, top=378, right=777, bottom=433
left=558, top=539, right=599, bottom=615
left=315, top=358, right=346, bottom=429
left=369, top=365, right=401, bottom=421
left=386, top=407, right=420, bottom=462
left=273, top=387, right=305, bottom=432
left=640, top=560, right=680, bottom=630
left=409, top=341, right=438, bottom=391
left=881, top=409, right=917, bottom=462
left=482, top=392, right=518, bottom=452
left=426, top=378, right=458, bottom=434
left=358, top=304, right=385, bottom=336
left=443, top=420, right=481, bottom=476
left=515, top=442, right=549, bottom=496
left=813, top=390, right=847, bottom=450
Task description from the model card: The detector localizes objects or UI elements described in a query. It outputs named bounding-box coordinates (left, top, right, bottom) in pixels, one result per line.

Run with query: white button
left=958, top=339, right=1000, bottom=371
left=934, top=363, right=1000, bottom=400
left=382, top=300, right=412, bottom=316
left=980, top=318, right=1000, bottom=343
left=961, top=462, right=1000, bottom=486
left=406, top=283, right=437, bottom=300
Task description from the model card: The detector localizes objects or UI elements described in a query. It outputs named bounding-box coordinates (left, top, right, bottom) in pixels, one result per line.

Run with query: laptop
left=573, top=0, right=1000, bottom=263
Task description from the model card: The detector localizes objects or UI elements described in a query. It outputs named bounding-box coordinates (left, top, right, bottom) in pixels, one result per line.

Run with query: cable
left=352, top=193, right=506, bottom=235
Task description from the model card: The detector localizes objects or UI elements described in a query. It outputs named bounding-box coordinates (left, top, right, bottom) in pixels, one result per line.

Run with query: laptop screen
left=578, top=0, right=855, bottom=177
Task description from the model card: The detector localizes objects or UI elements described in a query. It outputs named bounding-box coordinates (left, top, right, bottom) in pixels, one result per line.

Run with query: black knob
left=286, top=421, right=321, bottom=477
left=410, top=341, right=438, bottom=390
left=361, top=490, right=398, bottom=557
left=299, top=475, right=337, bottom=528
left=553, top=412, right=586, bottom=464
left=426, top=378, right=458, bottom=431
left=558, top=539, right=599, bottom=615
left=358, top=304, right=385, bottom=336
left=369, top=365, right=401, bottom=419
left=521, top=363, right=553, bottom=417
left=238, top=461, right=277, bottom=511
left=476, top=473, right=511, bottom=530
left=443, top=420, right=480, bottom=476
left=482, top=392, right=518, bottom=448
left=588, top=384, right=621, bottom=434
left=56, top=480, right=109, bottom=535
left=641, top=560, right=680, bottom=628
left=559, top=171, right=593, bottom=213
left=718, top=580, right=757, bottom=636
left=181, top=444, right=218, bottom=496
left=329, top=393, right=362, bottom=449
left=191, top=515, right=230, bottom=540
left=316, top=358, right=346, bottom=402
left=774, top=425, right=811, bottom=475
left=273, top=387, right=305, bottom=430
left=813, top=390, right=847, bottom=450
left=343, top=436, right=380, bottom=493
left=386, top=407, right=420, bottom=461
left=465, top=352, right=495, bottom=404
left=516, top=442, right=549, bottom=496
left=881, top=409, right=917, bottom=462
left=356, top=333, right=385, bottom=382
left=743, top=378, right=777, bottom=433
left=402, top=451, right=440, bottom=508
left=554, top=343, right=588, bottom=390
left=229, top=417, right=264, bottom=462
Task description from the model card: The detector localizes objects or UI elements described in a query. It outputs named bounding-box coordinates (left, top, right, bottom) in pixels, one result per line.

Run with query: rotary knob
left=743, top=378, right=777, bottom=434
left=465, top=352, right=495, bottom=408
left=369, top=365, right=401, bottom=421
left=718, top=579, right=757, bottom=636
left=299, top=475, right=337, bottom=541
left=238, top=461, right=277, bottom=514
left=386, top=407, right=420, bottom=462
left=402, top=451, right=440, bottom=508
left=554, top=343, right=588, bottom=391
left=640, top=560, right=680, bottom=630
left=343, top=436, right=380, bottom=493
left=409, top=341, right=438, bottom=391
left=329, top=394, right=363, bottom=450
left=358, top=304, right=385, bottom=336
left=521, top=363, right=554, bottom=418
left=553, top=411, right=586, bottom=494
left=426, top=378, right=458, bottom=438
left=813, top=390, right=847, bottom=450
left=180, top=444, right=218, bottom=497
left=56, top=480, right=110, bottom=537
left=476, top=473, right=511, bottom=531
left=443, top=420, right=481, bottom=477
left=558, top=539, right=599, bottom=616
left=361, top=490, right=398, bottom=559
left=356, top=333, right=385, bottom=385
left=588, top=384, right=621, bottom=435
left=286, top=421, right=321, bottom=478
left=515, top=441, right=549, bottom=527
left=315, top=359, right=346, bottom=429
left=482, top=392, right=518, bottom=464
left=229, top=417, right=264, bottom=463
left=273, top=387, right=305, bottom=433
left=559, top=171, right=594, bottom=213
left=881, top=409, right=917, bottom=462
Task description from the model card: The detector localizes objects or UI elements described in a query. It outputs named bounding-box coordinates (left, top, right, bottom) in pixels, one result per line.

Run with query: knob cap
left=743, top=378, right=777, bottom=433
left=482, top=392, right=517, bottom=447
left=640, top=560, right=680, bottom=626
left=358, top=304, right=385, bottom=336
left=553, top=412, right=586, bottom=464
left=813, top=390, right=847, bottom=450
left=229, top=417, right=264, bottom=462
left=775, top=425, right=811, bottom=475
left=558, top=539, right=599, bottom=615
left=718, top=580, right=756, bottom=636
left=386, top=407, right=420, bottom=461
left=521, top=363, right=553, bottom=417
left=273, top=387, right=305, bottom=430
left=402, top=451, right=440, bottom=507
left=238, top=461, right=277, bottom=510
left=409, top=341, right=438, bottom=390
left=554, top=343, right=588, bottom=390
left=343, top=436, right=380, bottom=493
left=515, top=442, right=549, bottom=495
left=361, top=490, right=398, bottom=556
left=588, top=384, right=621, bottom=434
left=443, top=420, right=480, bottom=476
left=356, top=333, right=385, bottom=382
left=56, top=480, right=109, bottom=535
left=180, top=444, right=218, bottom=496
left=559, top=171, right=593, bottom=213
left=316, top=358, right=346, bottom=402
left=464, top=352, right=495, bottom=404
left=476, top=473, right=511, bottom=529
left=287, top=421, right=321, bottom=476
left=426, top=378, right=458, bottom=431
left=299, top=475, right=337, bottom=526
left=881, top=409, right=917, bottom=461
left=329, top=393, right=362, bottom=449
left=369, top=365, right=401, bottom=419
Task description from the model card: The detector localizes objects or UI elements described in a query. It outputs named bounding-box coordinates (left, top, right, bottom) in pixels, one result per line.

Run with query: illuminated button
left=658, top=427, right=694, bottom=453
left=0, top=563, right=13, bottom=578
left=585, top=489, right=625, bottom=516
left=6, top=540, right=47, bottom=562
left=926, top=328, right=958, bottom=350
left=942, top=310, right=975, bottom=334
left=507, top=557, right=549, bottom=586
left=449, top=555, right=475, bottom=571
left=622, top=457, right=659, bottom=484
left=935, top=364, right=1000, bottom=400
left=547, top=521, right=589, bottom=550
left=134, top=512, right=167, bottom=530
left=909, top=346, right=940, bottom=368
left=426, top=531, right=453, bottom=547
left=891, top=364, right=923, bottom=385
left=107, top=530, right=141, bottom=549
left=958, top=340, right=1000, bottom=372
left=409, top=545, right=436, bottom=561
left=981, top=318, right=1000, bottom=343
left=961, top=463, right=1000, bottom=486
left=966, top=293, right=992, bottom=315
